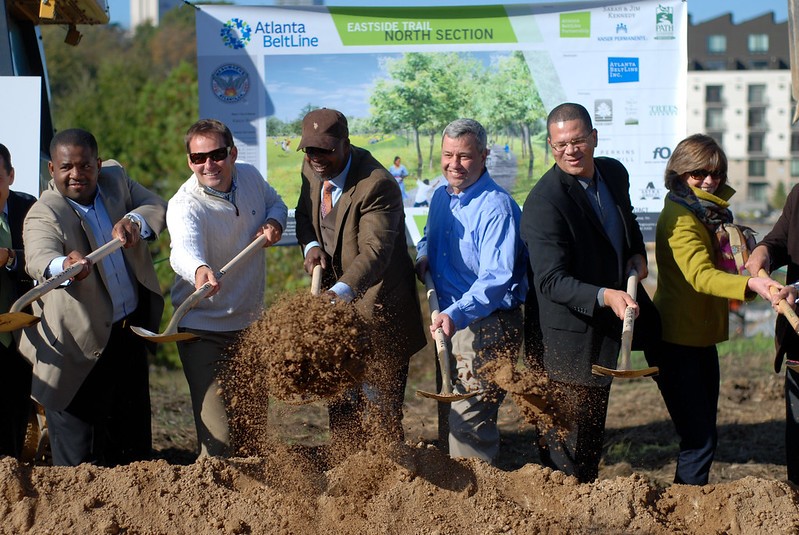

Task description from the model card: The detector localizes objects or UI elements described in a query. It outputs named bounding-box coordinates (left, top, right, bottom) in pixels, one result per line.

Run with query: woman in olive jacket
left=648, top=134, right=777, bottom=485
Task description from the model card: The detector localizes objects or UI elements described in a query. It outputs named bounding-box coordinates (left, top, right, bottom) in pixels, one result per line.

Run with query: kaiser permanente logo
left=655, top=4, right=675, bottom=40
left=221, top=18, right=320, bottom=49
left=608, top=57, right=639, bottom=83
left=560, top=12, right=590, bottom=38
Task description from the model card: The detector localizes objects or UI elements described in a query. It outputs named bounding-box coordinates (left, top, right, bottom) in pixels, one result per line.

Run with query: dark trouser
left=537, top=381, right=611, bottom=483
left=785, top=365, right=799, bottom=484
left=47, top=316, right=151, bottom=467
left=329, top=353, right=411, bottom=449
left=0, top=343, right=32, bottom=458
left=647, top=341, right=719, bottom=485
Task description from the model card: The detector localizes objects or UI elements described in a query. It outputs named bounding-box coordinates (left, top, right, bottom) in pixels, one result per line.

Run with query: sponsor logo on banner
left=651, top=146, right=671, bottom=159
left=655, top=4, right=675, bottom=40
left=560, top=12, right=590, bottom=38
left=212, top=64, right=249, bottom=103
left=639, top=181, right=664, bottom=200
left=595, top=148, right=635, bottom=165
left=253, top=20, right=319, bottom=48
left=649, top=104, right=678, bottom=116
left=221, top=18, right=252, bottom=49
left=596, top=22, right=646, bottom=43
left=594, top=99, right=613, bottom=124
left=608, top=57, right=639, bottom=83
left=625, top=98, right=639, bottom=125
left=603, top=3, right=640, bottom=19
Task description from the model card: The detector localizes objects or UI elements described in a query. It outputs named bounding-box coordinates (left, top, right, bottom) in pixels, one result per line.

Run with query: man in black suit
left=0, top=143, right=36, bottom=458
left=521, top=103, right=657, bottom=482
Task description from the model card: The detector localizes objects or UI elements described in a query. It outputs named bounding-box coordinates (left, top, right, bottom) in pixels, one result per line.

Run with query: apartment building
left=687, top=13, right=792, bottom=213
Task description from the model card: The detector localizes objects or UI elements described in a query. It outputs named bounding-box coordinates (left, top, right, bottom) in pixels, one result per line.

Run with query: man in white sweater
left=167, top=119, right=287, bottom=458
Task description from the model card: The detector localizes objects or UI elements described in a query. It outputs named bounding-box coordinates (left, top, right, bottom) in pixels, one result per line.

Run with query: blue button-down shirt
left=417, top=171, right=528, bottom=330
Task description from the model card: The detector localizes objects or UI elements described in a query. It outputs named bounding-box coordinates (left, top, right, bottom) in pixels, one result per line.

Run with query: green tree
left=772, top=180, right=788, bottom=210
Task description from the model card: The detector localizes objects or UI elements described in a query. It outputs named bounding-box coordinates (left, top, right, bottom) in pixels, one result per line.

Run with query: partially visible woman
left=390, top=156, right=409, bottom=200
left=648, top=134, right=779, bottom=485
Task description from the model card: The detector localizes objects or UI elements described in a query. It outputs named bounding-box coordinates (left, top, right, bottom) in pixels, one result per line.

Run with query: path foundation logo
left=655, top=5, right=675, bottom=40
left=608, top=57, right=639, bottom=83
left=212, top=64, right=249, bottom=103
left=221, top=18, right=252, bottom=49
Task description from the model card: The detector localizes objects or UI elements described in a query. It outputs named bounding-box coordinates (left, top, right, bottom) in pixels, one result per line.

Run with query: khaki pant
left=177, top=328, right=240, bottom=458
left=448, top=308, right=522, bottom=465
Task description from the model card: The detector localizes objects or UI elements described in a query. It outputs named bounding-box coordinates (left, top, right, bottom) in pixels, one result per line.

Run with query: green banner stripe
left=329, top=6, right=518, bottom=46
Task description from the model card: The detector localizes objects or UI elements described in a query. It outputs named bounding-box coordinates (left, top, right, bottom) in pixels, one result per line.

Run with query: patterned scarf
left=667, top=181, right=752, bottom=275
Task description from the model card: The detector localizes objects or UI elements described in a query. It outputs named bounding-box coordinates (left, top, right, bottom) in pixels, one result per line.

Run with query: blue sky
left=107, top=0, right=788, bottom=28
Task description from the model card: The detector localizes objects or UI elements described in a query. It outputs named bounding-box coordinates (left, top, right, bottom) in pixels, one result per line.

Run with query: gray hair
left=442, top=118, right=487, bottom=154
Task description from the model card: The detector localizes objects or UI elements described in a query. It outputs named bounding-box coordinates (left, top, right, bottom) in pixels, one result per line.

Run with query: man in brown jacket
left=294, top=108, right=426, bottom=447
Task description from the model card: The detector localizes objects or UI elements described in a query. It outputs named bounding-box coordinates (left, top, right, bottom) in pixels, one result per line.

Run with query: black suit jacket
left=756, top=184, right=799, bottom=371
left=521, top=158, right=657, bottom=386
left=7, top=190, right=36, bottom=302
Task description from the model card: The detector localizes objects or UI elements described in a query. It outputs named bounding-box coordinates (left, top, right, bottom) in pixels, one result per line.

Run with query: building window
left=748, top=85, right=766, bottom=104
left=749, top=160, right=766, bottom=177
left=706, top=108, right=724, bottom=129
left=748, top=108, right=767, bottom=129
left=748, top=34, right=769, bottom=54
left=707, top=34, right=727, bottom=54
left=748, top=133, right=765, bottom=153
left=706, top=85, right=722, bottom=103
left=791, top=159, right=799, bottom=176
left=709, top=133, right=723, bottom=147
left=748, top=182, right=768, bottom=201
left=791, top=132, right=799, bottom=153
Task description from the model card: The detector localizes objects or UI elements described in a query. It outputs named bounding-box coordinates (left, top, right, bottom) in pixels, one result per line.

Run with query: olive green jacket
left=654, top=184, right=751, bottom=347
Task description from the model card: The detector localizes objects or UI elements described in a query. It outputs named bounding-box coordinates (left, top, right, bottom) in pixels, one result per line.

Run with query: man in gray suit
left=19, top=128, right=166, bottom=466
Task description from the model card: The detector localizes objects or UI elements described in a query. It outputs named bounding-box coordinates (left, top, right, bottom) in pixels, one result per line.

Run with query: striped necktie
left=321, top=181, right=334, bottom=219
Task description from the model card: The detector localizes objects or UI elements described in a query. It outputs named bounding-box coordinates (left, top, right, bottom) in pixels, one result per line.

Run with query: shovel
left=756, top=269, right=799, bottom=373
left=130, top=234, right=269, bottom=342
left=0, top=238, right=125, bottom=332
left=592, top=269, right=659, bottom=378
left=416, top=271, right=480, bottom=402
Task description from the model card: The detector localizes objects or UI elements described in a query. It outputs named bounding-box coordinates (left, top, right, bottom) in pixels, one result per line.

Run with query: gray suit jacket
left=18, top=160, right=166, bottom=410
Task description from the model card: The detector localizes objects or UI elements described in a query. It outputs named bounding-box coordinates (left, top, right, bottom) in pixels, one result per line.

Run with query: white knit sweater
left=167, top=162, right=287, bottom=331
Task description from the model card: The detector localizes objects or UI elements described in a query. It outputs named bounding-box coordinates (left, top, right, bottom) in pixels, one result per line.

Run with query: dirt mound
left=2, top=444, right=798, bottom=534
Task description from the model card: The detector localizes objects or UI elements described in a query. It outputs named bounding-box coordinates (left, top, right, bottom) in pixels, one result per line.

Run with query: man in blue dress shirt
left=416, top=118, right=528, bottom=464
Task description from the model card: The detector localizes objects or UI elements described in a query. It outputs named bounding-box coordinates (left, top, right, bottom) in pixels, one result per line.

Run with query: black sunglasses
left=686, top=169, right=725, bottom=180
left=189, top=146, right=230, bottom=165
left=301, top=146, right=336, bottom=157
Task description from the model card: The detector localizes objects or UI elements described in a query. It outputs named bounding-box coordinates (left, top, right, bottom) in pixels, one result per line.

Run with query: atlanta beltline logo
left=221, top=18, right=320, bottom=49
left=655, top=4, right=675, bottom=40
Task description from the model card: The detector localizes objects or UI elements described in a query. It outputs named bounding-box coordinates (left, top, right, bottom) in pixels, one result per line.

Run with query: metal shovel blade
left=415, top=389, right=480, bottom=402
left=0, top=311, right=41, bottom=331
left=129, top=325, right=198, bottom=343
left=591, top=363, right=659, bottom=378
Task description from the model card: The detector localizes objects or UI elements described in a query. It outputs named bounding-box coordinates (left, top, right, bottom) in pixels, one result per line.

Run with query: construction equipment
left=592, top=269, right=659, bottom=378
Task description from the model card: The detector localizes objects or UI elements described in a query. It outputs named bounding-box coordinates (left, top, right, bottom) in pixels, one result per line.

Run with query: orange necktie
left=321, top=180, right=334, bottom=219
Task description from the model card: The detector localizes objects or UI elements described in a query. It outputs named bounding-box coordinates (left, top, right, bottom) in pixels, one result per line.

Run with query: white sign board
left=0, top=77, right=42, bottom=198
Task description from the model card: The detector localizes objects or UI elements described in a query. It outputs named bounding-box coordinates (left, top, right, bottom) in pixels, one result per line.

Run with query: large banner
left=196, top=0, right=687, bottom=242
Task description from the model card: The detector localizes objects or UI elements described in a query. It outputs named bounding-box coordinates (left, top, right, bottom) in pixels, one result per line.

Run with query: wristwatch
left=124, top=213, right=142, bottom=230
left=5, top=248, right=14, bottom=268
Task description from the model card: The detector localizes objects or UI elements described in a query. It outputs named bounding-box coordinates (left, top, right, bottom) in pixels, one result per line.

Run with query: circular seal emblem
left=220, top=18, right=251, bottom=50
left=211, top=64, right=249, bottom=103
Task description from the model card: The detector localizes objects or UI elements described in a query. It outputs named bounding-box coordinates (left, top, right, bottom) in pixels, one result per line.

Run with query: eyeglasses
left=686, top=169, right=725, bottom=181
left=188, top=146, right=230, bottom=165
left=550, top=133, right=592, bottom=152
left=301, top=147, right=336, bottom=157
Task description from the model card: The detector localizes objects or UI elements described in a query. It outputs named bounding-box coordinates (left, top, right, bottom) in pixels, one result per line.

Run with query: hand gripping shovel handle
left=424, top=271, right=454, bottom=397
left=9, top=238, right=124, bottom=315
left=759, top=268, right=799, bottom=334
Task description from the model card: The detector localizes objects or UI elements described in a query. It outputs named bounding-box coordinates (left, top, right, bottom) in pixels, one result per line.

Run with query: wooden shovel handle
left=619, top=269, right=639, bottom=371
left=424, top=271, right=453, bottom=396
left=311, top=265, right=322, bottom=296
left=759, top=268, right=799, bottom=333
left=10, top=238, right=124, bottom=314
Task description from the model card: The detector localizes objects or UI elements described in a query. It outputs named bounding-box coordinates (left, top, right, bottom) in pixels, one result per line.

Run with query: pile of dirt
left=2, top=444, right=798, bottom=534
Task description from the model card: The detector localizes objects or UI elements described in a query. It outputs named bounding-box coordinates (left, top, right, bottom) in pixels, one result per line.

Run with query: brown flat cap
left=297, top=108, right=349, bottom=151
